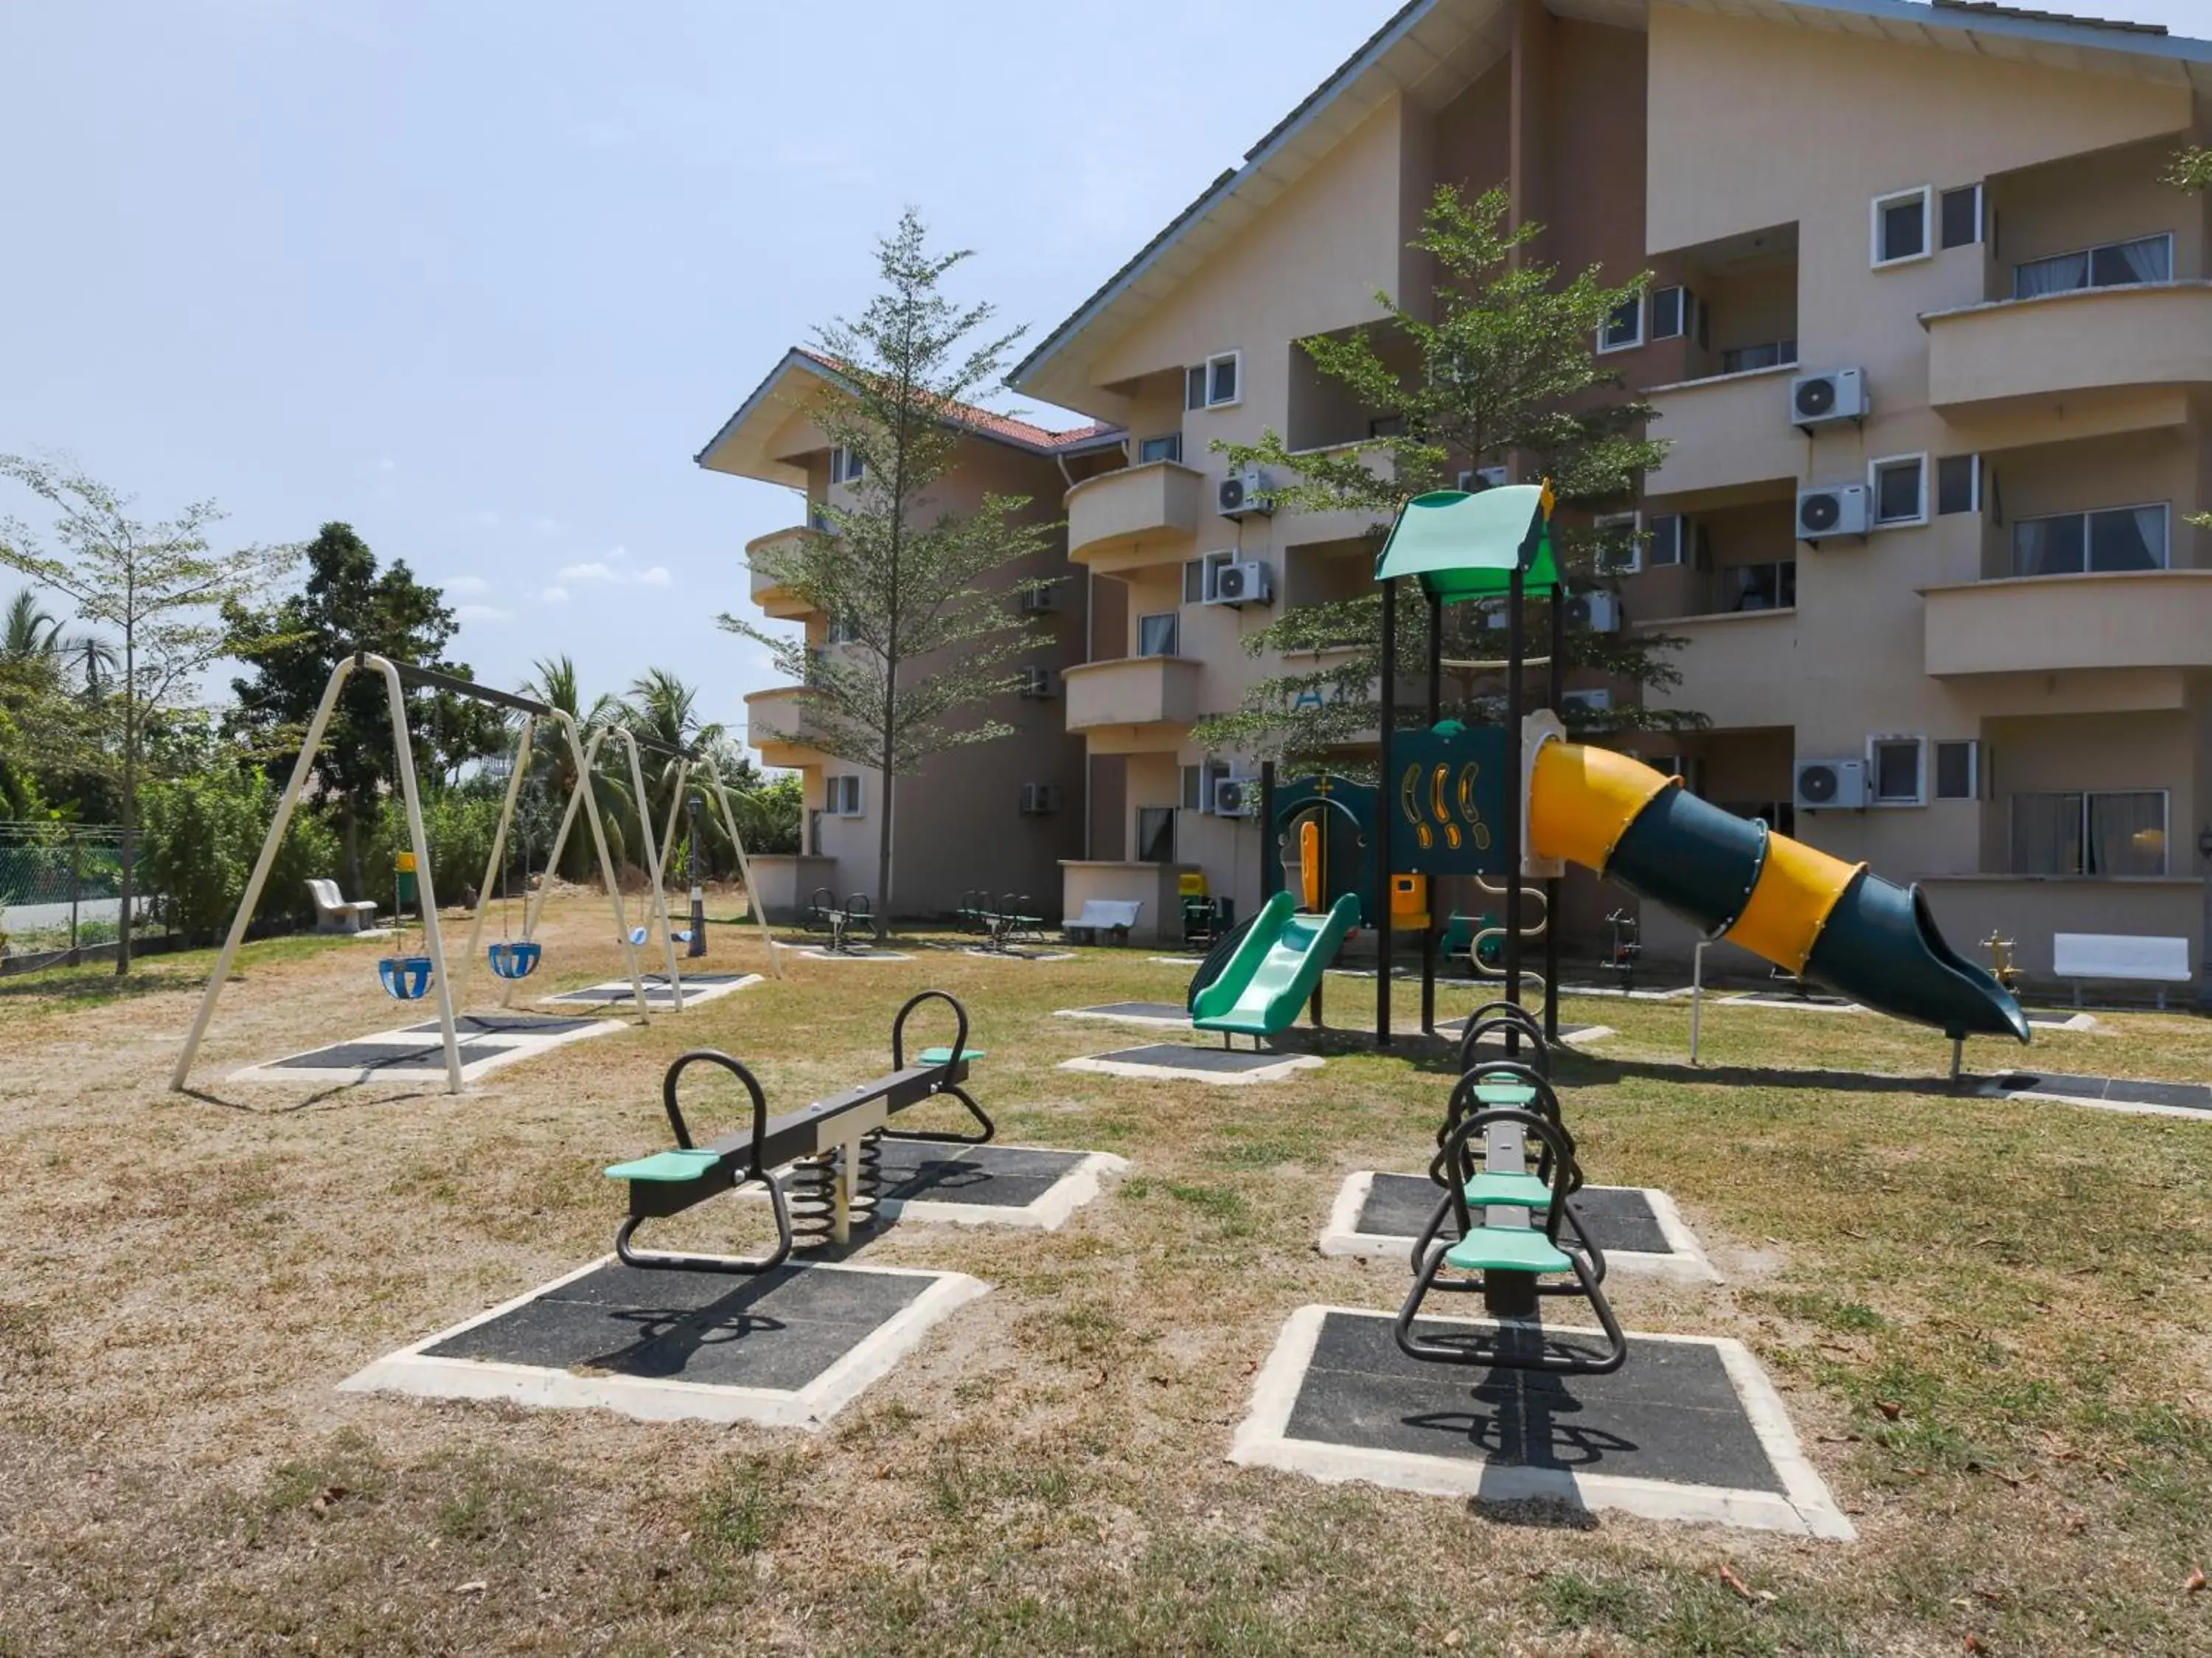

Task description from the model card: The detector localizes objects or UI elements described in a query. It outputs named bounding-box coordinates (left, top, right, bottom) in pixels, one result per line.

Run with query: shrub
left=139, top=769, right=342, bottom=940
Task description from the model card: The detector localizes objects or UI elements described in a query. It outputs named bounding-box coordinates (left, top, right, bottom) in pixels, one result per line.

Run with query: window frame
left=1934, top=739, right=1979, bottom=802
left=825, top=774, right=865, bottom=817
left=1596, top=294, right=1645, bottom=355
left=1137, top=433, right=1183, bottom=465
left=2009, top=788, right=2169, bottom=877
left=1647, top=513, right=1686, bottom=569
left=1182, top=550, right=1237, bottom=605
left=1871, top=184, right=1935, bottom=268
left=1866, top=734, right=1927, bottom=808
left=1135, top=611, right=1180, bottom=659
left=2010, top=502, right=2171, bottom=578
left=1593, top=510, right=1642, bottom=575
left=1649, top=285, right=1692, bottom=341
left=824, top=612, right=860, bottom=646
left=1187, top=350, right=1241, bottom=411
left=1936, top=454, right=1981, bottom=518
left=1867, top=452, right=1930, bottom=530
left=1721, top=558, right=1796, bottom=613
left=830, top=445, right=865, bottom=485
left=1135, top=805, right=1177, bottom=864
left=2011, top=231, right=2174, bottom=300
left=1939, top=183, right=1984, bottom=252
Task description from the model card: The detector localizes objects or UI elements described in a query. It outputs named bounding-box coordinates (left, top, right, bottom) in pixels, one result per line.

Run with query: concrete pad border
left=1060, top=1050, right=1326, bottom=1086
left=229, top=1013, right=622, bottom=1086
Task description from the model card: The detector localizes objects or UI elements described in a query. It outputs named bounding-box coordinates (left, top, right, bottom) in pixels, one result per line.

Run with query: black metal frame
left=615, top=1050, right=793, bottom=1276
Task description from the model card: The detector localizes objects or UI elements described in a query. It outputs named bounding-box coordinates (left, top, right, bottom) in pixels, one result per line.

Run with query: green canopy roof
left=1374, top=484, right=1561, bottom=601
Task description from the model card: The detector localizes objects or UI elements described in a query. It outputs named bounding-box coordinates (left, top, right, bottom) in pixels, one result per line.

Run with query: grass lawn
left=2, top=894, right=2209, bottom=1655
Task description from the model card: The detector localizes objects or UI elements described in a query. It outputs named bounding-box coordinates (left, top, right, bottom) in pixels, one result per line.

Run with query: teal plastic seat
left=1468, top=1078, right=1537, bottom=1108
left=604, top=1148, right=723, bottom=1182
left=1463, top=1170, right=1552, bottom=1210
left=1444, top=1224, right=1573, bottom=1275
left=917, top=1047, right=985, bottom=1064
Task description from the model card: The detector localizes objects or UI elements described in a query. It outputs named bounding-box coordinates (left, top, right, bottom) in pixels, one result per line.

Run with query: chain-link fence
left=0, top=822, right=169, bottom=970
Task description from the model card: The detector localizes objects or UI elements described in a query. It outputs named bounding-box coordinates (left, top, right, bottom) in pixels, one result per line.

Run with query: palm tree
left=4, top=586, right=117, bottom=694
left=520, top=654, right=629, bottom=878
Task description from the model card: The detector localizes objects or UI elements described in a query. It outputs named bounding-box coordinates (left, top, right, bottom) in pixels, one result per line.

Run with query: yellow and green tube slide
left=1529, top=743, right=2028, bottom=1042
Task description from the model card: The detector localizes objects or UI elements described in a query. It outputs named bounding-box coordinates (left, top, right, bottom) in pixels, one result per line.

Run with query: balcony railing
left=745, top=526, right=820, bottom=620
left=1923, top=569, right=2212, bottom=677
left=743, top=684, right=830, bottom=766
left=1063, top=654, right=1203, bottom=732
left=1643, top=362, right=1804, bottom=499
left=1635, top=606, right=1801, bottom=730
left=1923, top=282, right=2212, bottom=410
left=1065, top=462, right=1203, bottom=569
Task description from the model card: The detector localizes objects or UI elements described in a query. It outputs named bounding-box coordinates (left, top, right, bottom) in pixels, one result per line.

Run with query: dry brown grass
left=1, top=898, right=2210, bottom=1655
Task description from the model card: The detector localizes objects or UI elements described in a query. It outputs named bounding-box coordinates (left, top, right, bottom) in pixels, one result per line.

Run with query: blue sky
left=0, top=0, right=2201, bottom=749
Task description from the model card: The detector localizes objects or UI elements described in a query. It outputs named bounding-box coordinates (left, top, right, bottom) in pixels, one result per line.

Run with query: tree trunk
left=876, top=721, right=894, bottom=943
left=344, top=796, right=362, bottom=900
left=114, top=634, right=136, bottom=976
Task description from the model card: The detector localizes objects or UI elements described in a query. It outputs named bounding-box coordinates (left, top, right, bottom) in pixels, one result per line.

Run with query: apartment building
left=986, top=0, right=2212, bottom=974
left=696, top=347, right=1119, bottom=921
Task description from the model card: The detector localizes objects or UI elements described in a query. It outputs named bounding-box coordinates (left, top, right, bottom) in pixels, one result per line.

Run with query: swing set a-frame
left=170, top=651, right=783, bottom=1097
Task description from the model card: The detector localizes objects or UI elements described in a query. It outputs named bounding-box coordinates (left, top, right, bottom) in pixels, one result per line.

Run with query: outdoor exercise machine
left=958, top=889, right=1044, bottom=953
left=804, top=888, right=875, bottom=954
left=601, top=990, right=993, bottom=1272
left=1395, top=1007, right=1627, bottom=1375
left=171, top=652, right=649, bottom=1096
left=1597, top=909, right=1641, bottom=991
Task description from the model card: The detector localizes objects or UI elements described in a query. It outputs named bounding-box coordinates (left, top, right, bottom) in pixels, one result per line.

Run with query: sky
left=0, top=0, right=2203, bottom=750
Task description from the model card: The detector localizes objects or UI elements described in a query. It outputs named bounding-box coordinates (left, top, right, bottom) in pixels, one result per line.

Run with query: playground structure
left=602, top=990, right=992, bottom=1270
left=170, top=652, right=781, bottom=1097
left=804, top=888, right=876, bottom=954
left=1190, top=485, right=2026, bottom=1056
left=957, top=889, right=1045, bottom=953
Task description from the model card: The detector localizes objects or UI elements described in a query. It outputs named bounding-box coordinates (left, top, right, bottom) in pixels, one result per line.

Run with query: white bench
left=2051, top=932, right=2191, bottom=1008
left=1065, top=898, right=1143, bottom=946
left=307, top=878, right=379, bottom=934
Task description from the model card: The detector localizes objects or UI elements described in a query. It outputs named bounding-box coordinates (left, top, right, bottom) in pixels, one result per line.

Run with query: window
left=1180, top=759, right=1229, bottom=814
left=2011, top=504, right=2168, bottom=577
left=1936, top=454, right=1980, bottom=518
left=1136, top=611, right=1180, bottom=657
left=1593, top=511, right=1641, bottom=574
left=808, top=504, right=831, bottom=533
left=826, top=775, right=864, bottom=817
left=1723, top=559, right=1795, bottom=612
left=1649, top=286, right=1693, bottom=341
left=830, top=445, right=865, bottom=484
left=1138, top=433, right=1183, bottom=465
left=1940, top=184, right=1983, bottom=251
left=1871, top=186, right=1933, bottom=267
left=1135, top=805, right=1176, bottom=864
left=1723, top=800, right=1798, bottom=838
left=1187, top=351, right=1240, bottom=409
left=1720, top=339, right=1798, bottom=375
left=1868, top=454, right=1927, bottom=528
left=1648, top=514, right=1686, bottom=568
left=1457, top=465, right=1509, bottom=493
left=2014, top=232, right=2171, bottom=299
left=1368, top=414, right=1405, bottom=440
left=1598, top=296, right=1644, bottom=353
left=1935, top=740, right=1978, bottom=801
left=1868, top=737, right=1925, bottom=806
left=2011, top=790, right=2167, bottom=876
left=1182, top=551, right=1235, bottom=604
left=825, top=613, right=860, bottom=645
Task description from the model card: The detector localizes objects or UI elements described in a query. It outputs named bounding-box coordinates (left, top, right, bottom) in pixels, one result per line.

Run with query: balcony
left=1065, top=461, right=1203, bottom=570
left=1635, top=607, right=1800, bottom=730
left=744, top=684, right=830, bottom=768
left=1924, top=283, right=2212, bottom=412
left=1063, top=655, right=1203, bottom=740
left=1923, top=569, right=2212, bottom=678
left=745, top=526, right=819, bottom=620
left=1643, top=364, right=1803, bottom=501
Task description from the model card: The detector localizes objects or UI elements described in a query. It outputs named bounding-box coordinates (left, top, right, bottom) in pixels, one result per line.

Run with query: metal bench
left=305, top=878, right=378, bottom=934
left=1065, top=898, right=1143, bottom=946
left=2052, top=932, right=2192, bottom=1009
left=602, top=991, right=992, bottom=1272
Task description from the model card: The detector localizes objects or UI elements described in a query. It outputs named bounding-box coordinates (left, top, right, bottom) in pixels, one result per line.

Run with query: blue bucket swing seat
left=487, top=940, right=542, bottom=979
left=378, top=955, right=437, bottom=1001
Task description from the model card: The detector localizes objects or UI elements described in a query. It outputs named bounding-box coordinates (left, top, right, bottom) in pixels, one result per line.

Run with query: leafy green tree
left=720, top=211, right=1056, bottom=934
left=224, top=521, right=495, bottom=895
left=1191, top=186, right=1703, bottom=771
left=518, top=653, right=631, bottom=878
left=2174, top=149, right=2212, bottom=531
left=0, top=454, right=299, bottom=971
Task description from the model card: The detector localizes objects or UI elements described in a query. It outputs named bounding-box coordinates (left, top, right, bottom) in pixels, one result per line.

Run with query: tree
left=2173, top=148, right=2212, bottom=532
left=1190, top=186, right=1703, bottom=771
left=518, top=653, right=630, bottom=879
left=720, top=211, right=1056, bottom=934
left=224, top=522, right=493, bottom=894
left=0, top=455, right=298, bottom=971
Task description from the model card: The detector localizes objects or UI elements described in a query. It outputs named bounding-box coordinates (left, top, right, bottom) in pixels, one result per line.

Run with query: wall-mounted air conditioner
left=1790, top=367, right=1868, bottom=431
left=1018, top=783, right=1062, bottom=815
left=1793, top=757, right=1866, bottom=811
left=1797, top=484, right=1870, bottom=543
left=1564, top=592, right=1621, bottom=633
left=1456, top=465, right=1510, bottom=493
left=1561, top=687, right=1614, bottom=714
left=1212, top=776, right=1259, bottom=817
left=1203, top=560, right=1273, bottom=607
left=1018, top=666, right=1057, bottom=699
left=1019, top=583, right=1060, bottom=614
left=1217, top=466, right=1273, bottom=518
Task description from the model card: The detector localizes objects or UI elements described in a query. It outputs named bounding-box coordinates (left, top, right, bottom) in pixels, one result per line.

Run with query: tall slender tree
left=1191, top=186, right=1703, bottom=770
left=0, top=456, right=299, bottom=971
left=720, top=211, right=1057, bottom=935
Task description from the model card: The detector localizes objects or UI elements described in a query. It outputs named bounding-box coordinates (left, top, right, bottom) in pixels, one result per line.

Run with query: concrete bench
left=306, top=878, right=378, bottom=934
left=1065, top=898, right=1143, bottom=945
left=2052, top=932, right=2192, bottom=1008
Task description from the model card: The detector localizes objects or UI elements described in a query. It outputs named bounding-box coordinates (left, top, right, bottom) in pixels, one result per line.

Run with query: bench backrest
left=306, top=878, right=341, bottom=908
left=2052, top=932, right=2191, bottom=982
left=1075, top=899, right=1144, bottom=927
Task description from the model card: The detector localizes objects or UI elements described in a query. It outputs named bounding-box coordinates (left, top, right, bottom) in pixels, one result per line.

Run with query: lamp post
left=2197, top=822, right=2211, bottom=1009
left=687, top=794, right=708, bottom=957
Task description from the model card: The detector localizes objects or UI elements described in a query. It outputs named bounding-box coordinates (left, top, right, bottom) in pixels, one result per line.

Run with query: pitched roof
left=1010, top=0, right=2212, bottom=412
left=696, top=347, right=1124, bottom=488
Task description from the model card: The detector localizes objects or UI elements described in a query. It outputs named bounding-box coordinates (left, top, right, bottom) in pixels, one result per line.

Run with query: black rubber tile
left=1095, top=1044, right=1293, bottom=1073
left=271, top=1041, right=508, bottom=1070
left=1357, top=1174, right=1674, bottom=1256
left=400, top=1014, right=600, bottom=1036
left=2102, top=1078, right=2212, bottom=1111
left=1283, top=1310, right=1781, bottom=1494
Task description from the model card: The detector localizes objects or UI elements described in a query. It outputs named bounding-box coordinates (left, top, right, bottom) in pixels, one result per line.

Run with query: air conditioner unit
left=1790, top=367, right=1868, bottom=431
left=1204, top=560, right=1273, bottom=607
left=1018, top=783, right=1062, bottom=815
left=1561, top=687, right=1613, bottom=714
left=1456, top=465, right=1510, bottom=493
left=1217, top=466, right=1273, bottom=518
left=1564, top=592, right=1621, bottom=633
left=1018, top=666, right=1057, bottom=699
left=1212, top=776, right=1259, bottom=817
left=1794, top=757, right=1867, bottom=811
left=1797, top=484, right=1871, bottom=542
left=1018, top=583, right=1060, bottom=614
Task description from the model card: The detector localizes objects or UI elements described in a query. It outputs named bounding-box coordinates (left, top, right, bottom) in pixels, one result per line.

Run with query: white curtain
left=2112, top=235, right=2171, bottom=285
left=2087, top=792, right=2166, bottom=877
left=2014, top=252, right=2087, bottom=299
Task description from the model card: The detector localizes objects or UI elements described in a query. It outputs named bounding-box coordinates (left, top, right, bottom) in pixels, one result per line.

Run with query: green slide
left=1191, top=891, right=1361, bottom=1038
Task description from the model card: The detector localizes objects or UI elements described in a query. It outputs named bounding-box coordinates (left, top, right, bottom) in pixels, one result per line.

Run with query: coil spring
left=785, top=1138, right=886, bottom=1246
